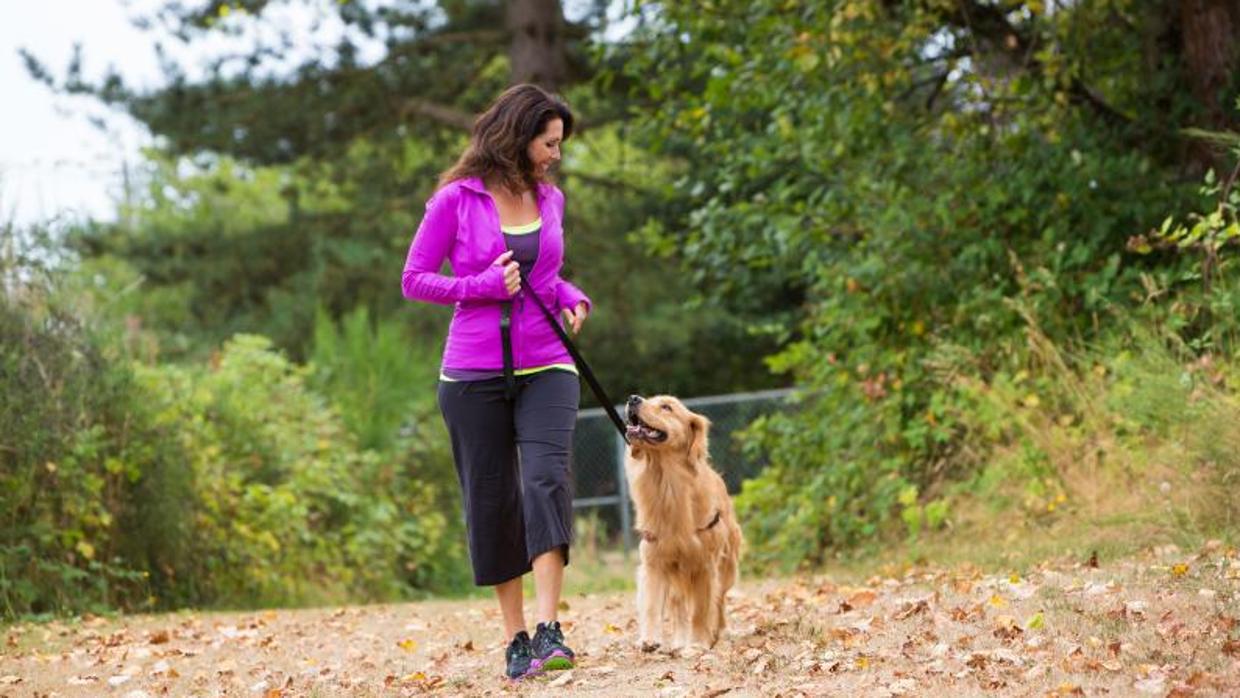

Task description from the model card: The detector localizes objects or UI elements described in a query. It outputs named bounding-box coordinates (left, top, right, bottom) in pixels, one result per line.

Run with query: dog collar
left=636, top=510, right=722, bottom=544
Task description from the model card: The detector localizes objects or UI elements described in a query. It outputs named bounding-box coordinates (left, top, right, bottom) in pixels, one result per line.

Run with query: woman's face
left=527, top=118, right=564, bottom=178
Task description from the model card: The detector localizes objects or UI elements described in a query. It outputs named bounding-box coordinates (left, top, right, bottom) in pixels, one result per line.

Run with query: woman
left=400, top=83, right=590, bottom=681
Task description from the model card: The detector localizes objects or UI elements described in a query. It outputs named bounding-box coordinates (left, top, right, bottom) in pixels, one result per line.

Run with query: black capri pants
left=437, top=370, right=579, bottom=586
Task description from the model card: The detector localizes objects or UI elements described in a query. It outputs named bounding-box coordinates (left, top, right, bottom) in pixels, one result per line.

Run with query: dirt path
left=3, top=543, right=1239, bottom=697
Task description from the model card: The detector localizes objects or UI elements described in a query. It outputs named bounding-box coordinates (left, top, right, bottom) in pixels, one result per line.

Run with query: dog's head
left=625, top=394, right=710, bottom=463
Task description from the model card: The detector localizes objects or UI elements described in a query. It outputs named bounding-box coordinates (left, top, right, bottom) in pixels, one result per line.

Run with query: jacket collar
left=459, top=175, right=550, bottom=201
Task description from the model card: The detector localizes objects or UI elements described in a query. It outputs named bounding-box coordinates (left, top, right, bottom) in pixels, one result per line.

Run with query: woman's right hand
left=494, top=250, right=520, bottom=296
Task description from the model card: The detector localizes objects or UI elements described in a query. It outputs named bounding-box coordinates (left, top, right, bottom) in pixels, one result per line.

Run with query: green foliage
left=1, top=230, right=466, bottom=619
left=617, top=0, right=1223, bottom=568
left=73, top=149, right=451, bottom=362
left=133, top=334, right=463, bottom=606
left=14, top=0, right=1240, bottom=596
left=557, top=124, right=784, bottom=399
left=0, top=286, right=152, bottom=617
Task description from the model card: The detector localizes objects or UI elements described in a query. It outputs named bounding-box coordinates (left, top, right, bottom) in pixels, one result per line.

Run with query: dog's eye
left=660, top=404, right=672, bottom=412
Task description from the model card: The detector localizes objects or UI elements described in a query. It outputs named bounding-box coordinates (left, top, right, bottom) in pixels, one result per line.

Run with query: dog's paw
left=639, top=640, right=661, bottom=653
left=678, top=644, right=706, bottom=659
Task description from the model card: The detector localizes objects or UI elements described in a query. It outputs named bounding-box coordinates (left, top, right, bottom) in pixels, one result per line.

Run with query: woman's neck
left=484, top=176, right=531, bottom=198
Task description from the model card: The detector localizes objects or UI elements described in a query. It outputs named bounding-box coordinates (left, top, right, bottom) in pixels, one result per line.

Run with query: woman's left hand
left=561, top=302, right=588, bottom=335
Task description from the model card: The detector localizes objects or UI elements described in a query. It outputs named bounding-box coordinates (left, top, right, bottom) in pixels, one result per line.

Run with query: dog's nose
left=627, top=394, right=643, bottom=407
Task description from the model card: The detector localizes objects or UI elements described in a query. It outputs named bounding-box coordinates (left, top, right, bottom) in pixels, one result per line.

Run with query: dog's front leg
left=636, top=562, right=665, bottom=652
left=687, top=570, right=719, bottom=648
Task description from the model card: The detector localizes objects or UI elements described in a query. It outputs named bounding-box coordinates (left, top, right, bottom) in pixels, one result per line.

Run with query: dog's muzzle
left=625, top=395, right=668, bottom=443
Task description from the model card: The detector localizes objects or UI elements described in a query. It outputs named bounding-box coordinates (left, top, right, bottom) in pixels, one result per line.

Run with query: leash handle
left=519, top=275, right=629, bottom=443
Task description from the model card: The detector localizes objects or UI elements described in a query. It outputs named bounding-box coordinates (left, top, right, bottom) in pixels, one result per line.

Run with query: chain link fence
left=570, top=388, right=795, bottom=554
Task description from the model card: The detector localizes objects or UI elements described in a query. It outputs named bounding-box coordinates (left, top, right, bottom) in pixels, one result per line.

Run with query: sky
left=0, top=0, right=389, bottom=227
left=0, top=1, right=162, bottom=226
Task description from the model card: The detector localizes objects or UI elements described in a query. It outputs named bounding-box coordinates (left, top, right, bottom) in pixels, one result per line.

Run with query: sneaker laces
left=534, top=620, right=573, bottom=658
left=507, top=631, right=532, bottom=662
left=543, top=621, right=564, bottom=644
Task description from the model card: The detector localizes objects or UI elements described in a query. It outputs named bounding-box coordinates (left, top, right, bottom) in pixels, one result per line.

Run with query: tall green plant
left=310, top=306, right=439, bottom=453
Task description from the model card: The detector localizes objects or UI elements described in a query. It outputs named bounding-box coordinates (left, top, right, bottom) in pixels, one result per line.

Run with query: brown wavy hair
left=438, top=84, right=575, bottom=194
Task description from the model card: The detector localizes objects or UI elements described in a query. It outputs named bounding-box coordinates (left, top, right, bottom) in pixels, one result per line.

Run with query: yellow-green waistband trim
left=438, top=363, right=578, bottom=382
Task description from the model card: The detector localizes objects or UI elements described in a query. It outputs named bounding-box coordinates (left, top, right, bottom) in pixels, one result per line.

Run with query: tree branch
left=387, top=29, right=507, bottom=58
left=947, top=0, right=1132, bottom=127
left=560, top=168, right=658, bottom=196
left=399, top=98, right=475, bottom=131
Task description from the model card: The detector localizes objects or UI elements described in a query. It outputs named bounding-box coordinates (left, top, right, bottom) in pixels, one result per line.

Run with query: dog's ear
left=688, top=412, right=711, bottom=465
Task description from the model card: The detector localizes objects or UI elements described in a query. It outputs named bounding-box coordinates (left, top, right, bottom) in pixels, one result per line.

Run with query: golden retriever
left=623, top=394, right=743, bottom=651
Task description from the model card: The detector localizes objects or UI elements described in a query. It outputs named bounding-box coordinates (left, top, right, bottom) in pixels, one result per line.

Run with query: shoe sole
left=536, top=650, right=574, bottom=671
left=508, top=664, right=543, bottom=682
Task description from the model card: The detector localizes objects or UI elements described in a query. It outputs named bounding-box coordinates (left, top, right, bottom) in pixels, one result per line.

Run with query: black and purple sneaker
left=531, top=621, right=575, bottom=671
left=505, top=630, right=537, bottom=680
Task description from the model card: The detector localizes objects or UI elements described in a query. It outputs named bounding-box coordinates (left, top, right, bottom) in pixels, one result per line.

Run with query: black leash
left=511, top=274, right=629, bottom=443
left=499, top=301, right=516, bottom=401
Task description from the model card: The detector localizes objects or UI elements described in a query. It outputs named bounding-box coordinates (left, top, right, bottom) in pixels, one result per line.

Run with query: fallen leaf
left=993, top=615, right=1022, bottom=640
left=547, top=670, right=573, bottom=687
left=989, top=594, right=1008, bottom=608
left=893, top=598, right=929, bottom=620
left=1027, top=612, right=1045, bottom=630
left=847, top=589, right=878, bottom=608
left=1171, top=563, right=1189, bottom=577
left=0, top=676, right=21, bottom=685
left=397, top=638, right=417, bottom=652
left=1086, top=550, right=1099, bottom=568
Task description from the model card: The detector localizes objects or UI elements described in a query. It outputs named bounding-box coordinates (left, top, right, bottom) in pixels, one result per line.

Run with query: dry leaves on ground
left=2, top=542, right=1239, bottom=697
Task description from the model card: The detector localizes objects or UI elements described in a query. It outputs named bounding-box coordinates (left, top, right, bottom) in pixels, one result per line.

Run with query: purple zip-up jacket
left=401, top=176, right=591, bottom=372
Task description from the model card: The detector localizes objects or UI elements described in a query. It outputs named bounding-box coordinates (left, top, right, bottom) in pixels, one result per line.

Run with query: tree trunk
left=506, top=0, right=568, bottom=91
left=1179, top=0, right=1240, bottom=171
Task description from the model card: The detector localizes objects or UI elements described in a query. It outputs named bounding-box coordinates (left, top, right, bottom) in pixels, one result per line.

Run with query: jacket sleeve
left=401, top=187, right=509, bottom=305
left=555, top=277, right=592, bottom=313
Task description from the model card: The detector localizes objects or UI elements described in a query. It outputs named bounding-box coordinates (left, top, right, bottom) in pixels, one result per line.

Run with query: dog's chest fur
left=625, top=453, right=716, bottom=560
